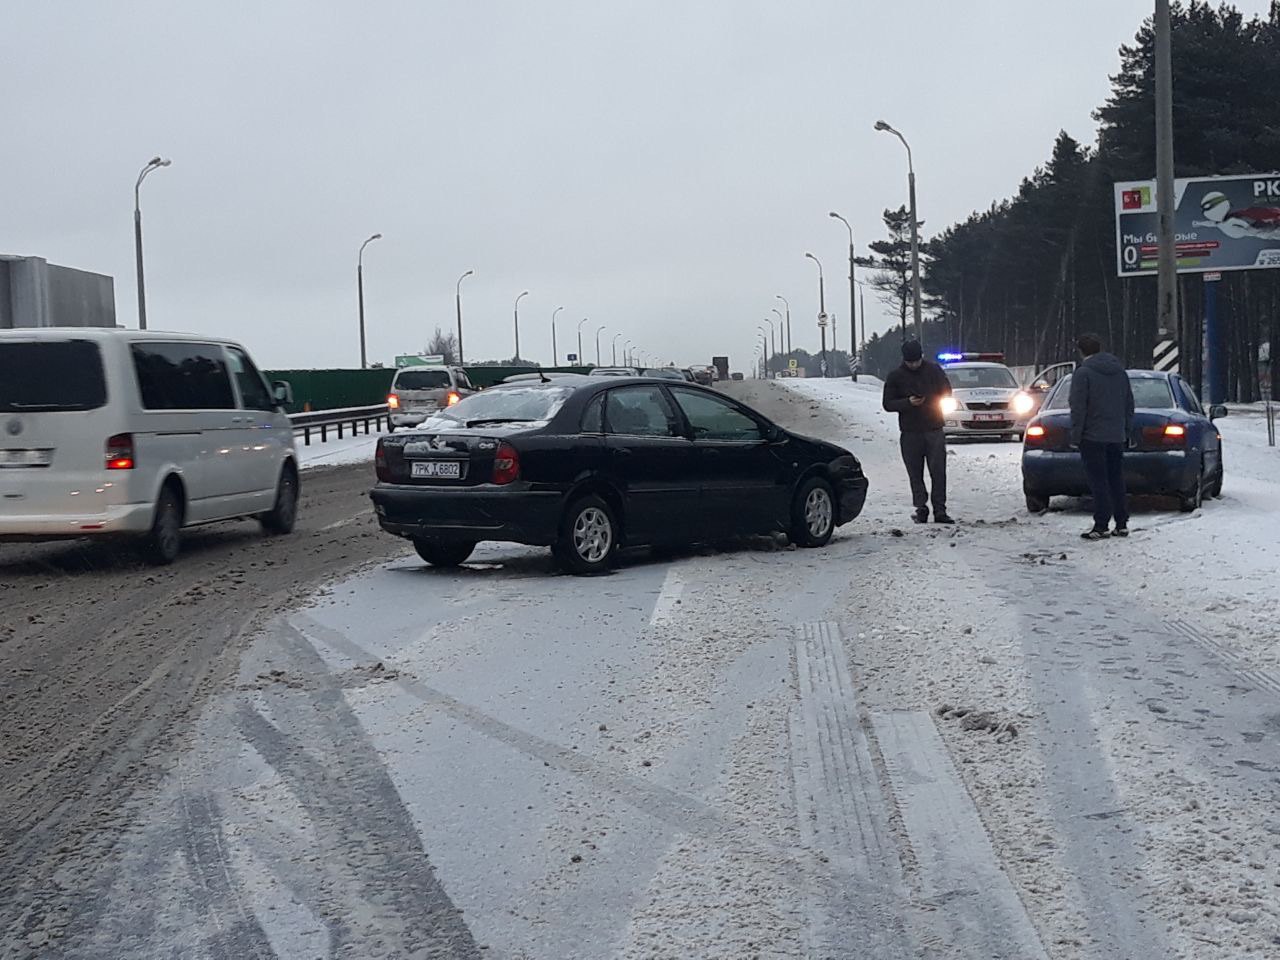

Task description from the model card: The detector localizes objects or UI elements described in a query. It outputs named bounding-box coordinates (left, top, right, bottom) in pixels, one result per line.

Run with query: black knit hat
left=901, top=340, right=923, bottom=362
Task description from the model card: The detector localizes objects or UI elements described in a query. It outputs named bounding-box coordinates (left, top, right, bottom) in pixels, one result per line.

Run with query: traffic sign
left=788, top=358, right=797, bottom=370
left=567, top=353, right=578, bottom=362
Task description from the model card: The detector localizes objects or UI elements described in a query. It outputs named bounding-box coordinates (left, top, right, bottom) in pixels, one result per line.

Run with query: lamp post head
left=462, top=269, right=473, bottom=279
left=828, top=211, right=839, bottom=219
left=874, top=120, right=891, bottom=132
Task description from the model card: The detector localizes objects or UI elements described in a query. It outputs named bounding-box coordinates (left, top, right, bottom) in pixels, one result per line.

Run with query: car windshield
left=1044, top=374, right=1174, bottom=410
left=0, top=339, right=108, bottom=412
left=944, top=366, right=1018, bottom=389
left=394, top=369, right=451, bottom=389
left=420, top=383, right=576, bottom=428
left=642, top=368, right=685, bottom=380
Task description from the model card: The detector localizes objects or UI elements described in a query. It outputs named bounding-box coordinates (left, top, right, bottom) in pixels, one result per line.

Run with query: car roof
left=0, top=326, right=245, bottom=346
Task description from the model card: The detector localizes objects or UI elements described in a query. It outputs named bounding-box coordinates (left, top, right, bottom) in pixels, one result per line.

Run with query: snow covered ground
left=777, top=375, right=1280, bottom=959
left=35, top=376, right=1279, bottom=959
left=295, top=427, right=384, bottom=470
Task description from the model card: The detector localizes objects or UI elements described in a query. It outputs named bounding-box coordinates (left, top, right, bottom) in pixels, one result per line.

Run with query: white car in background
left=938, top=352, right=1036, bottom=441
left=0, top=328, right=298, bottom=564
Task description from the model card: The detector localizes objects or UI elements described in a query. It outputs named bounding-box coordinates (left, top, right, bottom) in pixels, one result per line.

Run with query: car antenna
left=536, top=367, right=551, bottom=383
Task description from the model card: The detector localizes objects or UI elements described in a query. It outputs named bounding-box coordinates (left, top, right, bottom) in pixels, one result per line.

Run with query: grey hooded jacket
left=1068, top=352, right=1135, bottom=445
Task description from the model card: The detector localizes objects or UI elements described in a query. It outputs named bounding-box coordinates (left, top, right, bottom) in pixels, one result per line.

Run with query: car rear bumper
left=369, top=484, right=563, bottom=545
left=1022, top=448, right=1199, bottom=496
left=0, top=502, right=154, bottom=541
left=390, top=410, right=438, bottom=427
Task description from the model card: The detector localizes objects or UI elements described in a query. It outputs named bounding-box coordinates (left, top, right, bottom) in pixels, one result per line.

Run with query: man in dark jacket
left=1069, top=333, right=1135, bottom=540
left=883, top=340, right=954, bottom=523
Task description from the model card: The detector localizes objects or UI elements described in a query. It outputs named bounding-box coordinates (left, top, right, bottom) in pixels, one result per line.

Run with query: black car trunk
left=380, top=431, right=504, bottom=486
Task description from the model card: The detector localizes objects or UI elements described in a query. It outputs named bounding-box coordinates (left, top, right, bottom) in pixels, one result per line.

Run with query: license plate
left=973, top=413, right=1004, bottom=422
left=0, top=448, right=53, bottom=467
left=411, top=461, right=461, bottom=479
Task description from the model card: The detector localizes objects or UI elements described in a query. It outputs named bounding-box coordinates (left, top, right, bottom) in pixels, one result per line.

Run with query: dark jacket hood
left=1081, top=352, right=1126, bottom=376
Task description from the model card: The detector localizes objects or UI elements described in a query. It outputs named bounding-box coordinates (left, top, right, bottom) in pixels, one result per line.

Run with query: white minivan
left=0, top=328, right=299, bottom=564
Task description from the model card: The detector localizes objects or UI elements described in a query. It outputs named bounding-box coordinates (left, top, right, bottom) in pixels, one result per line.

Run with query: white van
left=0, top=328, right=298, bottom=564
left=387, top=365, right=475, bottom=429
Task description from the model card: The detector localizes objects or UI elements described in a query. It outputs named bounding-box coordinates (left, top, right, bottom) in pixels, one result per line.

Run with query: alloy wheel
left=573, top=507, right=613, bottom=563
left=805, top=487, right=833, bottom=538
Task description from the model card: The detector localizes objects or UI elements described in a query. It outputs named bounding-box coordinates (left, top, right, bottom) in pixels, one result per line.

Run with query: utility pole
left=1155, top=0, right=1179, bottom=350
left=830, top=212, right=858, bottom=380
left=551, top=306, right=564, bottom=366
left=357, top=233, right=382, bottom=369
left=134, top=156, right=171, bottom=330
left=775, top=295, right=792, bottom=355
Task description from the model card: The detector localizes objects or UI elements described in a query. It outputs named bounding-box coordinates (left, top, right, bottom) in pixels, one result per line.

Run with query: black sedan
left=370, top=377, right=869, bottom=574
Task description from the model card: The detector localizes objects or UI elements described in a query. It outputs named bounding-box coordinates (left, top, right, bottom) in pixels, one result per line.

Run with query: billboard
left=1114, top=173, right=1280, bottom=276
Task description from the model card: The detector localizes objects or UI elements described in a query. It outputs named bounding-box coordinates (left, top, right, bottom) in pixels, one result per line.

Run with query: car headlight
left=940, top=397, right=959, bottom=414
left=1012, top=392, right=1034, bottom=415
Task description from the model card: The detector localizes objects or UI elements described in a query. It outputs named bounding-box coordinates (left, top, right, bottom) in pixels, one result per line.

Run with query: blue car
left=1021, top=370, right=1227, bottom=514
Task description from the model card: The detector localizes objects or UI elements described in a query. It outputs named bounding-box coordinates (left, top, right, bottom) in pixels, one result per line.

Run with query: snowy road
left=3, top=380, right=1278, bottom=959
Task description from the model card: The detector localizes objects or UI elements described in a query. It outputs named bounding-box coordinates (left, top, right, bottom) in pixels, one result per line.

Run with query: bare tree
left=425, top=327, right=459, bottom=365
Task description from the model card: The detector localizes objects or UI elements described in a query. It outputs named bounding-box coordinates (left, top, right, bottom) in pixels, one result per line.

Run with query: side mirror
left=764, top=423, right=785, bottom=443
left=272, top=380, right=294, bottom=407
left=1209, top=404, right=1228, bottom=421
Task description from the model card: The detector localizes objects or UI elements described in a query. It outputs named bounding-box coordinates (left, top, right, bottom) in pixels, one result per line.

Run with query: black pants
left=900, top=429, right=946, bottom=514
left=1079, top=439, right=1128, bottom=529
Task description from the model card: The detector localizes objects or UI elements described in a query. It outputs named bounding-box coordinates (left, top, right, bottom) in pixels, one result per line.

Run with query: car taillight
left=105, top=433, right=135, bottom=470
left=375, top=440, right=390, bottom=482
left=1025, top=424, right=1046, bottom=445
left=387, top=393, right=400, bottom=409
left=1142, top=422, right=1187, bottom=447
left=492, top=441, right=520, bottom=485
left=446, top=391, right=461, bottom=406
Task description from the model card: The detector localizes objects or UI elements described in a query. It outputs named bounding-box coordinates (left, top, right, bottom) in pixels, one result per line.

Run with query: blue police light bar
left=939, top=351, right=1006, bottom=363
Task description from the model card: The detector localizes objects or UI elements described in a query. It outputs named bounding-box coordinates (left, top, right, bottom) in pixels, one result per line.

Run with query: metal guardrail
left=288, top=404, right=389, bottom=446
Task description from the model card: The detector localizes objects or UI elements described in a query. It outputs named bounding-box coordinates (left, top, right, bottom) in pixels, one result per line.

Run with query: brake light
left=1025, top=424, right=1046, bottom=444
left=387, top=393, right=400, bottom=409
left=375, top=440, right=390, bottom=482
left=1141, top=422, right=1187, bottom=447
left=492, top=441, right=520, bottom=485
left=446, top=391, right=461, bottom=406
left=105, top=433, right=135, bottom=470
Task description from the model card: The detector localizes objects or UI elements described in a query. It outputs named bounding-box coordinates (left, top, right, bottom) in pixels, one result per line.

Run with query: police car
left=938, top=352, right=1036, bottom=441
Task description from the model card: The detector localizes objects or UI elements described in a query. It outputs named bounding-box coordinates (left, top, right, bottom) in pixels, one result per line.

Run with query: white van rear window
left=0, top=340, right=107, bottom=412
left=394, top=369, right=451, bottom=389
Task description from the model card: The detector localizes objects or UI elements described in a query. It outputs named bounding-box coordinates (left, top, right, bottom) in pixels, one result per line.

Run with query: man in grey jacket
left=1069, top=333, right=1135, bottom=540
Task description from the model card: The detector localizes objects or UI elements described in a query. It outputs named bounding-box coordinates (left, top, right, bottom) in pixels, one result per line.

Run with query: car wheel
left=141, top=486, right=182, bottom=566
left=1025, top=491, right=1050, bottom=514
left=259, top=464, right=299, bottom=534
left=1209, top=454, right=1224, bottom=498
left=790, top=476, right=835, bottom=548
left=413, top=538, right=476, bottom=567
left=554, top=495, right=619, bottom=575
left=1178, top=460, right=1204, bottom=513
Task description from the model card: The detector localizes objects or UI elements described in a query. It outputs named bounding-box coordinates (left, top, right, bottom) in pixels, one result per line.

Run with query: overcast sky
left=4, top=1, right=1271, bottom=372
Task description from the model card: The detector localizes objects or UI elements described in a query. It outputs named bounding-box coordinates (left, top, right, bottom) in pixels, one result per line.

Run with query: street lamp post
left=595, top=325, right=606, bottom=366
left=853, top=278, right=868, bottom=366
left=762, top=319, right=776, bottom=377
left=513, top=290, right=529, bottom=362
left=455, top=269, right=473, bottom=365
left=875, top=120, right=923, bottom=343
left=551, top=306, right=564, bottom=366
left=134, top=156, right=171, bottom=330
left=577, top=318, right=588, bottom=364
left=805, top=252, right=828, bottom=376
left=612, top=333, right=623, bottom=366
left=775, top=294, right=792, bottom=355
left=357, top=233, right=382, bottom=369
left=830, top=211, right=858, bottom=380
left=625, top=339, right=633, bottom=367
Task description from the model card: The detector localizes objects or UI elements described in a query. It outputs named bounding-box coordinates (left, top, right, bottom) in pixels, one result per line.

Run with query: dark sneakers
left=933, top=513, right=956, bottom=525
left=1081, top=528, right=1111, bottom=541
left=1113, top=525, right=1130, bottom=538
left=913, top=508, right=929, bottom=524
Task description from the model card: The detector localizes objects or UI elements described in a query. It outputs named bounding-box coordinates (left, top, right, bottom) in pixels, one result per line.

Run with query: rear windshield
left=1045, top=375, right=1173, bottom=410
left=421, top=384, right=576, bottom=428
left=945, top=366, right=1017, bottom=389
left=394, top=369, right=451, bottom=389
left=0, top=339, right=108, bottom=412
